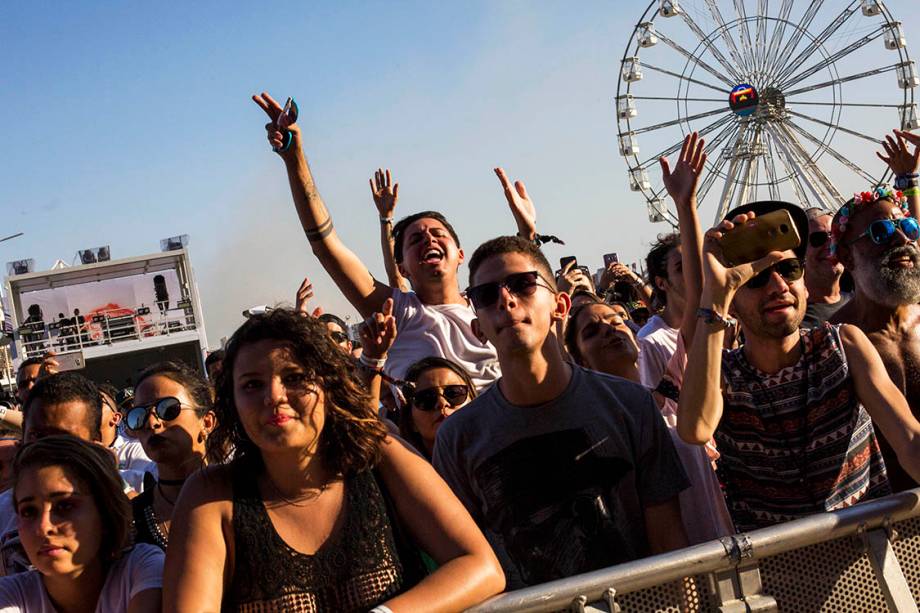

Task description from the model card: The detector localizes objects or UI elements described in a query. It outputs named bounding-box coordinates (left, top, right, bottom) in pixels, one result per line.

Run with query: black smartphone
left=603, top=253, right=619, bottom=267
left=560, top=256, right=577, bottom=271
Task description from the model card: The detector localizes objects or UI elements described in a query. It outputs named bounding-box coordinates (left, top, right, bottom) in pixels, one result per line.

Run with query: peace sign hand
left=370, top=168, right=399, bottom=219
left=252, top=92, right=302, bottom=159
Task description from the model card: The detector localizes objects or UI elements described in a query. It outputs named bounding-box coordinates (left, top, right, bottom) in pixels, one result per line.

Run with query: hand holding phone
left=603, top=253, right=619, bottom=268
left=720, top=209, right=801, bottom=265
left=273, top=97, right=299, bottom=153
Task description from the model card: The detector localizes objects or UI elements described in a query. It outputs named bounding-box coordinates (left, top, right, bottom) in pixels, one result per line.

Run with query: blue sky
left=2, top=1, right=918, bottom=344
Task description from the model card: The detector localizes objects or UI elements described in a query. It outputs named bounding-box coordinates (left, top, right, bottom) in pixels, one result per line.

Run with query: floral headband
left=829, top=186, right=910, bottom=255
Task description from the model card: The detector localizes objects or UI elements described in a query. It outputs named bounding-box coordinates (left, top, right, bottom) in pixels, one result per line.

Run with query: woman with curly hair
left=164, top=308, right=504, bottom=612
left=0, top=435, right=163, bottom=611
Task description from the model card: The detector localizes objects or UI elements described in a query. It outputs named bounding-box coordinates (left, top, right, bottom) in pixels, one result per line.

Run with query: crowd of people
left=0, top=90, right=918, bottom=611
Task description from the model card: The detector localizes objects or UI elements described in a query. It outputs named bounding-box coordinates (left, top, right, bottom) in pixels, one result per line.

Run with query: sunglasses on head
left=466, top=271, right=553, bottom=310
left=745, top=258, right=804, bottom=289
left=125, top=396, right=196, bottom=431
left=808, top=232, right=830, bottom=249
left=407, top=384, right=470, bottom=412
left=847, top=217, right=920, bottom=247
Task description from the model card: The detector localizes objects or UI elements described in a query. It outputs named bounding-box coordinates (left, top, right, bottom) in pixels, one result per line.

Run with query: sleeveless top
left=716, top=323, right=890, bottom=532
left=223, top=458, right=415, bottom=613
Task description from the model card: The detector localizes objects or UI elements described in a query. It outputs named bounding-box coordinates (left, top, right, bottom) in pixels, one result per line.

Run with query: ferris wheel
left=615, top=0, right=919, bottom=226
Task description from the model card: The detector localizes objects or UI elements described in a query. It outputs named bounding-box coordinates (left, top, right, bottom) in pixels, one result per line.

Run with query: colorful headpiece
left=829, top=186, right=910, bottom=256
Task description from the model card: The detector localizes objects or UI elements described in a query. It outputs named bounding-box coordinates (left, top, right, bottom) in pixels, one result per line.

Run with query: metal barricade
left=468, top=489, right=920, bottom=613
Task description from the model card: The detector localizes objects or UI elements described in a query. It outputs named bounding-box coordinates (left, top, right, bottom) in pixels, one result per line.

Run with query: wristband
left=903, top=186, right=920, bottom=197
left=359, top=353, right=387, bottom=370
left=0, top=405, right=7, bottom=421
left=895, top=174, right=920, bottom=190
left=379, top=216, right=393, bottom=225
left=369, top=607, right=394, bottom=613
left=697, top=308, right=737, bottom=330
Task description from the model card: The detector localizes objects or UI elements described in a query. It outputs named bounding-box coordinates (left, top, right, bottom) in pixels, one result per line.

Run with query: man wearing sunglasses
left=802, top=207, right=849, bottom=328
left=433, top=235, right=689, bottom=589
left=830, top=183, right=920, bottom=492
left=678, top=201, right=920, bottom=533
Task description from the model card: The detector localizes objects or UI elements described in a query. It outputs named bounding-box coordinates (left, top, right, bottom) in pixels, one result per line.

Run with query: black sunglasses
left=329, top=331, right=349, bottom=344
left=808, top=231, right=830, bottom=248
left=125, top=397, right=197, bottom=431
left=408, top=384, right=470, bottom=412
left=466, top=271, right=553, bottom=310
left=745, top=258, right=804, bottom=289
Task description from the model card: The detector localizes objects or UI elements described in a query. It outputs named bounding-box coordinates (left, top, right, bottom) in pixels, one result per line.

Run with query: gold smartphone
left=720, top=209, right=801, bottom=265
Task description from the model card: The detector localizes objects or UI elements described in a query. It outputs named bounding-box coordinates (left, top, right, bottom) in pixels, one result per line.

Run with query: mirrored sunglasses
left=848, top=217, right=920, bottom=247
left=125, top=396, right=196, bottom=431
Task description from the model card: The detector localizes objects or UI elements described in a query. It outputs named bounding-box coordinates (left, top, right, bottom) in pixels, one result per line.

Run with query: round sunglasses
left=125, top=396, right=198, bottom=431
left=407, top=384, right=470, bottom=412
left=847, top=217, right=920, bottom=247
left=745, top=258, right=804, bottom=289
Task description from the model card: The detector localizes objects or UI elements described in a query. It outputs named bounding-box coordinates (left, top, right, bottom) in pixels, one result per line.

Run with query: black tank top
left=223, top=457, right=418, bottom=612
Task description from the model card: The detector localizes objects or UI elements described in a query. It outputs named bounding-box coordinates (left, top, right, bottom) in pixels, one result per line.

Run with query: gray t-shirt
left=432, top=365, right=689, bottom=588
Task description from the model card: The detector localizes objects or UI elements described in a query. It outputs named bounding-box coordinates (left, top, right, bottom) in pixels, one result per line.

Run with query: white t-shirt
left=0, top=543, right=163, bottom=612
left=389, top=289, right=501, bottom=390
left=113, top=434, right=155, bottom=476
left=637, top=315, right=679, bottom=388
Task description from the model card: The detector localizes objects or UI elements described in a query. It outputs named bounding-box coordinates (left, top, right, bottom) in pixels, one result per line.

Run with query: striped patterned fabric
left=716, top=323, right=891, bottom=533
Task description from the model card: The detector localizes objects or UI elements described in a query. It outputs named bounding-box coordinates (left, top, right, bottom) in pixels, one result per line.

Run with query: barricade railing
left=18, top=302, right=197, bottom=358
left=468, top=488, right=920, bottom=613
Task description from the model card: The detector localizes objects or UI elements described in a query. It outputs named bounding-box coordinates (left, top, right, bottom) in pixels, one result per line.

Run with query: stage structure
left=3, top=247, right=209, bottom=387
left=616, top=0, right=918, bottom=225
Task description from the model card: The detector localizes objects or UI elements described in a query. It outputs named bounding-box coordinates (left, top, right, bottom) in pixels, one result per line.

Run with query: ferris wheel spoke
left=771, top=3, right=860, bottom=86
left=715, top=122, right=752, bottom=220
left=653, top=31, right=737, bottom=88
left=784, top=63, right=902, bottom=97
left=763, top=0, right=797, bottom=78
left=766, top=124, right=827, bottom=208
left=765, top=0, right=827, bottom=82
left=697, top=142, right=735, bottom=206
left=786, top=101, right=902, bottom=108
left=762, top=132, right=782, bottom=200
left=636, top=114, right=735, bottom=170
left=777, top=22, right=881, bottom=89
left=786, top=109, right=881, bottom=144
left=785, top=118, right=877, bottom=183
left=643, top=62, right=730, bottom=95
left=754, top=0, right=770, bottom=77
left=702, top=0, right=751, bottom=77
left=631, top=96, right=728, bottom=102
left=632, top=107, right=729, bottom=135
left=678, top=12, right=745, bottom=83
left=731, top=0, right=758, bottom=78
left=775, top=123, right=845, bottom=204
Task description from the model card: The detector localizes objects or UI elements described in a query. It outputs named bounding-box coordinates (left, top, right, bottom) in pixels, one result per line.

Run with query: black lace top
left=223, top=458, right=411, bottom=612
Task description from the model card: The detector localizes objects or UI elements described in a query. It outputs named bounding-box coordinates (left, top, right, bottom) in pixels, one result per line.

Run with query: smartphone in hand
left=720, top=209, right=801, bottom=265
left=560, top=256, right=577, bottom=271
left=55, top=352, right=85, bottom=372
left=603, top=253, right=619, bottom=267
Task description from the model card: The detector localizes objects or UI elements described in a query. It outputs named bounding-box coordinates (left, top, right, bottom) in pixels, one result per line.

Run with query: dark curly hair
left=134, top=361, right=213, bottom=417
left=14, top=435, right=132, bottom=561
left=208, top=308, right=386, bottom=475
left=399, top=357, right=477, bottom=456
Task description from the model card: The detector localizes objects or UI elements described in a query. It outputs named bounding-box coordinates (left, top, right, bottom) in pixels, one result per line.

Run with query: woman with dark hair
left=165, top=308, right=504, bottom=612
left=127, top=361, right=216, bottom=550
left=0, top=435, right=163, bottom=611
left=400, top=357, right=476, bottom=458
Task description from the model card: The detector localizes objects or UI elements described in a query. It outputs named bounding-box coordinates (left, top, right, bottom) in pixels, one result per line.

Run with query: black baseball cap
left=723, top=200, right=809, bottom=261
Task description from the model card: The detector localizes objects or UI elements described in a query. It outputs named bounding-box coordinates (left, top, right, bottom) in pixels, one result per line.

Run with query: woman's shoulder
left=0, top=570, right=44, bottom=609
left=178, top=464, right=237, bottom=506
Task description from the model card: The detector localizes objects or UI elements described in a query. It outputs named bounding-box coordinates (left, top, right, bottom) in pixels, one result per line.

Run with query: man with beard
left=801, top=207, right=849, bottom=327
left=831, top=168, right=920, bottom=490
left=252, top=92, right=501, bottom=390
left=678, top=201, right=920, bottom=532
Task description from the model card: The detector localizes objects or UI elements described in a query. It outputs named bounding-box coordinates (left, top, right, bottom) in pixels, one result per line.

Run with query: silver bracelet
left=369, top=606, right=394, bottom=613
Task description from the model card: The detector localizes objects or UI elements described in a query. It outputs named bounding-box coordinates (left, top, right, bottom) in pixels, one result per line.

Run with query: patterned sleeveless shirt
left=223, top=458, right=409, bottom=612
left=716, top=323, right=890, bottom=532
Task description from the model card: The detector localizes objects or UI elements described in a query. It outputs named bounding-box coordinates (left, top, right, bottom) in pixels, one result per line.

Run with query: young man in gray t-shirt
left=433, top=236, right=689, bottom=589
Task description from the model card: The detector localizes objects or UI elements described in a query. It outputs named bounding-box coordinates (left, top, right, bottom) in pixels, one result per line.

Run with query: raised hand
left=659, top=132, right=707, bottom=208
left=295, top=278, right=323, bottom=318
left=370, top=168, right=399, bottom=219
left=877, top=130, right=920, bottom=176
left=702, top=213, right=785, bottom=306
left=252, top=92, right=302, bottom=158
left=599, top=262, right=641, bottom=292
left=555, top=260, right=594, bottom=296
left=495, top=167, right=536, bottom=240
left=359, top=298, right=397, bottom=360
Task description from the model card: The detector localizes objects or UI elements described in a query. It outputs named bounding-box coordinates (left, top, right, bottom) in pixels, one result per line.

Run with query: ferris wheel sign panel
left=616, top=0, right=919, bottom=226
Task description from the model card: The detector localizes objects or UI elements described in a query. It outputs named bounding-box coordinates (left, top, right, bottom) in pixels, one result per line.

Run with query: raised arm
left=660, top=132, right=706, bottom=345
left=377, top=436, right=505, bottom=612
left=495, top=167, right=537, bottom=242
left=252, top=92, right=392, bottom=318
left=840, top=324, right=920, bottom=484
left=370, top=168, right=410, bottom=292
left=880, top=130, right=920, bottom=218
left=356, top=298, right=397, bottom=411
left=294, top=277, right=324, bottom=318
left=677, top=216, right=785, bottom=444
